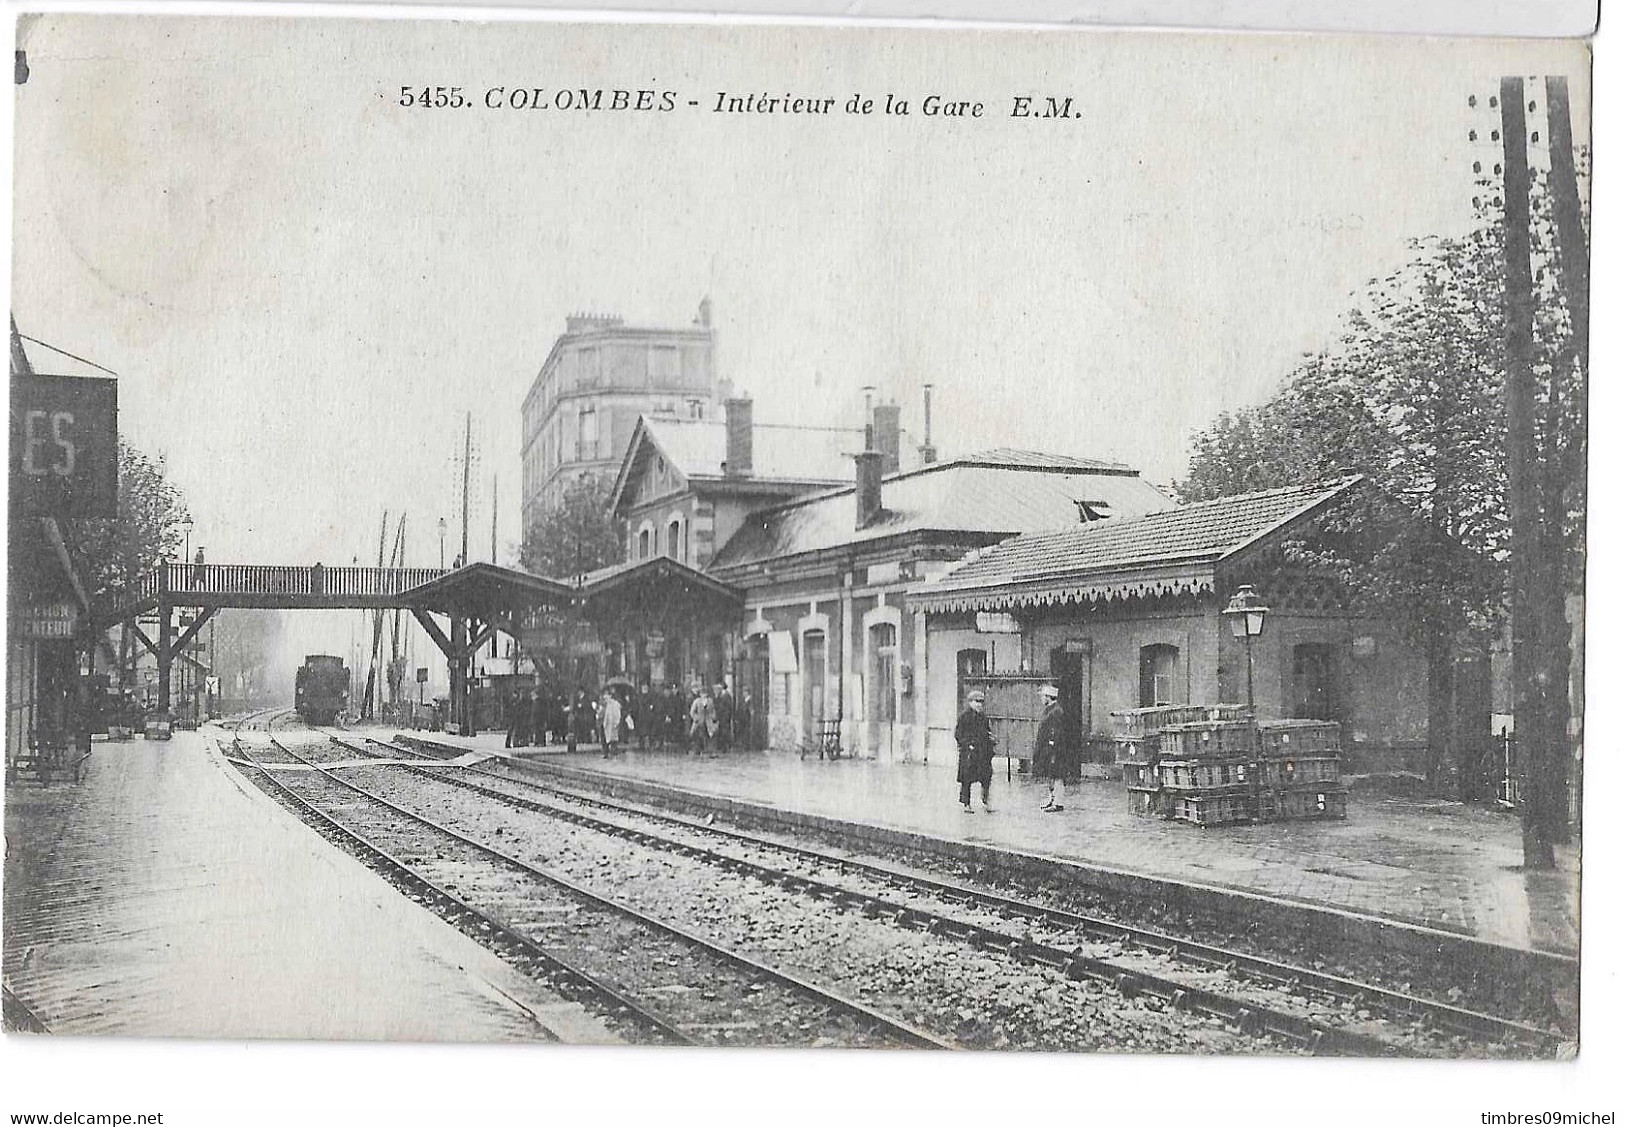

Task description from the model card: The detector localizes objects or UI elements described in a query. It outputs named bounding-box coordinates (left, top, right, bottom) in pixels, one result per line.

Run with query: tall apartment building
left=520, top=301, right=723, bottom=531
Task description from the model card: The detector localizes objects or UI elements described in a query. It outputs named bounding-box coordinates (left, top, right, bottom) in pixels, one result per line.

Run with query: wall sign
left=10, top=374, right=118, bottom=519
left=975, top=611, right=1021, bottom=634
left=19, top=601, right=78, bottom=638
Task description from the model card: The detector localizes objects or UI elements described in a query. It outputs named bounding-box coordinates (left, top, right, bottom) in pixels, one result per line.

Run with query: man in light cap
left=1032, top=683, right=1068, bottom=811
left=955, top=689, right=996, bottom=812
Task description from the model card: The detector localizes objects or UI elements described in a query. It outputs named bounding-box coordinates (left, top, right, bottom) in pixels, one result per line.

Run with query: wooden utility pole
left=460, top=413, right=472, bottom=568
left=491, top=474, right=499, bottom=658
left=1541, top=76, right=1589, bottom=840
left=1500, top=76, right=1555, bottom=870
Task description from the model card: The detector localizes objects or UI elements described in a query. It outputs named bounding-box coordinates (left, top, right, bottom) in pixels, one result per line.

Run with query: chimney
left=920, top=383, right=937, bottom=464
left=872, top=401, right=901, bottom=475
left=723, top=396, right=753, bottom=477
left=855, top=450, right=884, bottom=528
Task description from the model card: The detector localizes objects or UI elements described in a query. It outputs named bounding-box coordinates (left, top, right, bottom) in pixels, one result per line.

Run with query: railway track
left=354, top=732, right=1569, bottom=1058
left=233, top=730, right=953, bottom=1049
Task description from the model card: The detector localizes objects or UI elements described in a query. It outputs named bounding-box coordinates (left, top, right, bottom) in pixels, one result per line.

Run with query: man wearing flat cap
left=1033, top=683, right=1068, bottom=811
left=955, top=689, right=996, bottom=812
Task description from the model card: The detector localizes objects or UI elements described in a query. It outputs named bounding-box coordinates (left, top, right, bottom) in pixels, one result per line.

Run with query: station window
left=1292, top=643, right=1336, bottom=720
left=667, top=518, right=682, bottom=561
left=1138, top=644, right=1181, bottom=707
left=638, top=528, right=651, bottom=559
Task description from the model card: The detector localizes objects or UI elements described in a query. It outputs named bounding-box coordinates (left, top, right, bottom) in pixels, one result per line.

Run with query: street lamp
left=180, top=515, right=194, bottom=565
left=438, top=517, right=447, bottom=569
left=1222, top=584, right=1271, bottom=714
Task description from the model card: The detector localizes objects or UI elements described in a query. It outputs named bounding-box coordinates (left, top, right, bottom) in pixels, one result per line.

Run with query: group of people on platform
left=504, top=680, right=756, bottom=757
left=954, top=681, right=1071, bottom=814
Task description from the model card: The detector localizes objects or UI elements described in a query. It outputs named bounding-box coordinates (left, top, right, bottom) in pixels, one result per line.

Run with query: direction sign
left=10, top=374, right=118, bottom=518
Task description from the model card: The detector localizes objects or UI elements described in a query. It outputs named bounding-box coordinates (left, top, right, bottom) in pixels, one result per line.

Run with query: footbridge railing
left=100, top=563, right=451, bottom=620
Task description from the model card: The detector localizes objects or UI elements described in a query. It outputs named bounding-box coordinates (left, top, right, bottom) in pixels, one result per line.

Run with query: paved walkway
left=3, top=728, right=617, bottom=1042
left=404, top=728, right=1579, bottom=957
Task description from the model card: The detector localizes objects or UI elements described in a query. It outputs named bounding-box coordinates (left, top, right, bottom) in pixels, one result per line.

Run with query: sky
left=8, top=15, right=1589, bottom=672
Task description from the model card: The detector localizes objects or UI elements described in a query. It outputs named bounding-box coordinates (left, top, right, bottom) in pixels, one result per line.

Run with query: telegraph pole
left=460, top=413, right=472, bottom=568
left=1499, top=76, right=1555, bottom=870
left=1541, top=76, right=1589, bottom=841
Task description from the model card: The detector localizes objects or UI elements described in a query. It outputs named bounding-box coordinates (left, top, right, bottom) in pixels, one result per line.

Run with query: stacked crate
left=1157, top=719, right=1259, bottom=826
left=1113, top=705, right=1250, bottom=818
left=1254, top=719, right=1348, bottom=821
left=1116, top=713, right=1349, bottom=827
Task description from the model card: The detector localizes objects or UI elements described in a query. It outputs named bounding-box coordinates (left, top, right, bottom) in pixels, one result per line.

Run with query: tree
left=210, top=609, right=286, bottom=709
left=1181, top=178, right=1583, bottom=801
left=519, top=472, right=624, bottom=580
left=62, top=441, right=191, bottom=688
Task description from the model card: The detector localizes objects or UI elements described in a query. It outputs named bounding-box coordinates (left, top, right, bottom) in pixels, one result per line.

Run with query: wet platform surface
left=409, top=728, right=1579, bottom=957
left=3, top=729, right=618, bottom=1042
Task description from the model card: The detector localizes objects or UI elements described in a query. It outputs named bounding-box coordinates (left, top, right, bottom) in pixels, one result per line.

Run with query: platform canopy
left=397, top=561, right=578, bottom=620
left=574, top=556, right=743, bottom=633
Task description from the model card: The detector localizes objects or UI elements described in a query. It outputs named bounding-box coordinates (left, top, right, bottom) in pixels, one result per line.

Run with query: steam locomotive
left=294, top=655, right=349, bottom=725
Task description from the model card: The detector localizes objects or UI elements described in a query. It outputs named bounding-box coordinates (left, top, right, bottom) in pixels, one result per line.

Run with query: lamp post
left=1222, top=584, right=1271, bottom=715
left=438, top=517, right=447, bottom=569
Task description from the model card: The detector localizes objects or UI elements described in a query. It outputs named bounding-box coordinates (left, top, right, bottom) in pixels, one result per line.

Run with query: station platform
left=3, top=727, right=618, bottom=1042
left=401, top=728, right=1579, bottom=962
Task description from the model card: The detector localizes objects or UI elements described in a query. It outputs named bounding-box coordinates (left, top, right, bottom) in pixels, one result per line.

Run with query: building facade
left=588, top=393, right=1175, bottom=759
left=909, top=478, right=1433, bottom=775
left=520, top=301, right=724, bottom=530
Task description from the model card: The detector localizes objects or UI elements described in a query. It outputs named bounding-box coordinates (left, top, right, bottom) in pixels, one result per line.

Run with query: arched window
left=1138, top=644, right=1181, bottom=707
left=637, top=527, right=651, bottom=559
left=667, top=519, right=682, bottom=560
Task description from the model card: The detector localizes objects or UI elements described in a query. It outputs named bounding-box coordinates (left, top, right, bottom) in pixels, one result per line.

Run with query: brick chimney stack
left=723, top=396, right=754, bottom=477
left=872, top=401, right=901, bottom=475
left=855, top=450, right=885, bottom=529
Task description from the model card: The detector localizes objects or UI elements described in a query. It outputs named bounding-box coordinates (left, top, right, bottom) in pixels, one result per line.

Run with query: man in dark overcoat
left=956, top=689, right=996, bottom=812
left=713, top=682, right=736, bottom=753
left=1032, top=683, right=1067, bottom=811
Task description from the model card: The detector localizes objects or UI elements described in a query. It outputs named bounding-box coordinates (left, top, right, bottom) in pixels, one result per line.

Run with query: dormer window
left=1075, top=499, right=1112, bottom=523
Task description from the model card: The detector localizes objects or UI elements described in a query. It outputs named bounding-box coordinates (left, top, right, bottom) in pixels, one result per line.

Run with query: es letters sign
left=10, top=375, right=118, bottom=519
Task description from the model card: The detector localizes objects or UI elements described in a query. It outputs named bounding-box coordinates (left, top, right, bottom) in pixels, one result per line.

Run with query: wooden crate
left=1158, top=757, right=1255, bottom=790
left=1256, top=785, right=1348, bottom=821
left=1112, top=704, right=1250, bottom=739
left=1126, top=786, right=1171, bottom=818
left=1167, top=789, right=1253, bottom=826
left=1120, top=760, right=1159, bottom=789
left=1160, top=720, right=1258, bottom=760
left=1257, top=719, right=1341, bottom=756
left=1114, top=735, right=1160, bottom=765
left=1255, top=755, right=1341, bottom=787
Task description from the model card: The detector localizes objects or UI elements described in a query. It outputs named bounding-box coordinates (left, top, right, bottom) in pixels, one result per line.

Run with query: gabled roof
left=609, top=415, right=864, bottom=515
left=575, top=554, right=743, bottom=605
left=910, top=477, right=1363, bottom=612
left=709, top=453, right=1174, bottom=573
left=398, top=562, right=576, bottom=614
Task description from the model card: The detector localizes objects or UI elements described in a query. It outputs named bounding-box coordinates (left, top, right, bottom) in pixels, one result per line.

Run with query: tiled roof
left=943, top=448, right=1137, bottom=474
left=911, top=477, right=1362, bottom=610
left=709, top=455, right=1174, bottom=571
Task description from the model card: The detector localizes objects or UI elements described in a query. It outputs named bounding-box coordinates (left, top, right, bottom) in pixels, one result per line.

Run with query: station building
left=582, top=393, right=1175, bottom=759
left=908, top=477, right=1432, bottom=774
